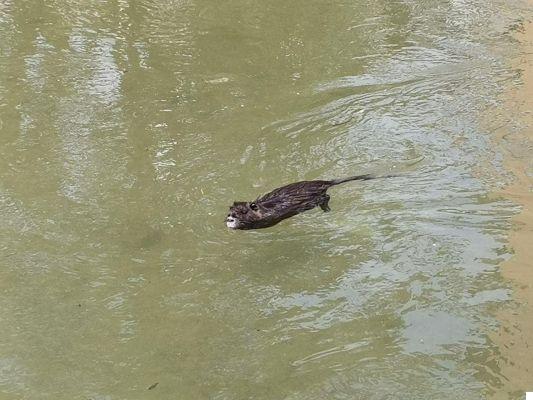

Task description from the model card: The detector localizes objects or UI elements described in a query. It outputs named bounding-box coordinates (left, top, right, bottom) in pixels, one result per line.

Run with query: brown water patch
left=492, top=6, right=533, bottom=398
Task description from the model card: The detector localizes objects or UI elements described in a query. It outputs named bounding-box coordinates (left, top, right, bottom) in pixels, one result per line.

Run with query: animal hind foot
left=319, top=195, right=331, bottom=212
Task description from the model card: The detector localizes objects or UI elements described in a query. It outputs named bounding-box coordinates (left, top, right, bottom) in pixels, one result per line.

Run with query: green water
left=0, top=0, right=527, bottom=399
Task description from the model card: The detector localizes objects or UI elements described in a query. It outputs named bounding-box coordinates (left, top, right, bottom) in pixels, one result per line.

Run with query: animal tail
left=329, top=173, right=398, bottom=186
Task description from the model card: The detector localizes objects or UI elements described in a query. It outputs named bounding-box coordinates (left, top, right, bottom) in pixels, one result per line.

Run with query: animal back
left=256, top=180, right=330, bottom=212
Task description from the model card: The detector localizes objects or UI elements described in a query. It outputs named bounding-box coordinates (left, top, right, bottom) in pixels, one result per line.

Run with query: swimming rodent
left=226, top=173, right=396, bottom=230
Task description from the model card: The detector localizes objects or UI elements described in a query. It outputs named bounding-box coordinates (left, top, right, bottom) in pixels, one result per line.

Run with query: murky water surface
left=0, top=0, right=527, bottom=398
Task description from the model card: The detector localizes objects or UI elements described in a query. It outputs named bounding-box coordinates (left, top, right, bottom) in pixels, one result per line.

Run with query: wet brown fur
left=226, top=174, right=389, bottom=230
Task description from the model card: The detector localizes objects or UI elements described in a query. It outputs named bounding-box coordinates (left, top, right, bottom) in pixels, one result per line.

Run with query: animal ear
left=249, top=202, right=258, bottom=211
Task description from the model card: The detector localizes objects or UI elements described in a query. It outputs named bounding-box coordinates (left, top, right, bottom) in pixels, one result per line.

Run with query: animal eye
left=249, top=202, right=258, bottom=211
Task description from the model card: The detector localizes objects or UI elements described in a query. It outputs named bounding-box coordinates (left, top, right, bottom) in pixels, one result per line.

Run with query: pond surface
left=0, top=0, right=527, bottom=399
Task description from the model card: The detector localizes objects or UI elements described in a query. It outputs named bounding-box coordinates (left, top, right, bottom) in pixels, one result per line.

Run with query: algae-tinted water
left=0, top=0, right=525, bottom=398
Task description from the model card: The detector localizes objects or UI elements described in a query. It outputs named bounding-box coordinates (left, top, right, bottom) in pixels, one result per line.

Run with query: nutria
left=226, top=173, right=395, bottom=230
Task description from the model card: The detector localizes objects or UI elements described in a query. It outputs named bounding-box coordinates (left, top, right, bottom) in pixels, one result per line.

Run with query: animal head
left=226, top=201, right=261, bottom=229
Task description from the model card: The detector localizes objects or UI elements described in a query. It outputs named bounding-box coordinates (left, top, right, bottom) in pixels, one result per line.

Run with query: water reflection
left=0, top=0, right=525, bottom=398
